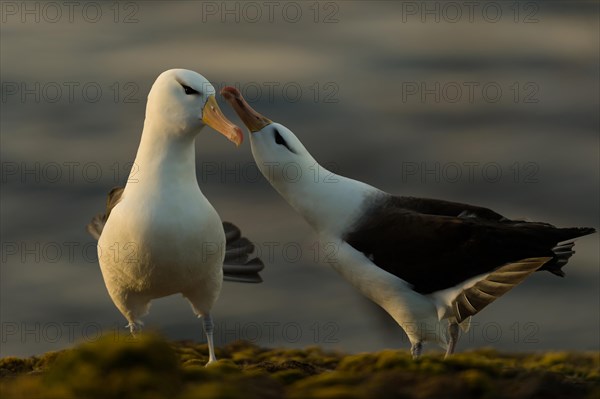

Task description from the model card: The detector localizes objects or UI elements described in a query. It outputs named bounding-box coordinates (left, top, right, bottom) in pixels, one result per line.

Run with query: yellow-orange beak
left=220, top=86, right=272, bottom=133
left=202, top=95, right=243, bottom=146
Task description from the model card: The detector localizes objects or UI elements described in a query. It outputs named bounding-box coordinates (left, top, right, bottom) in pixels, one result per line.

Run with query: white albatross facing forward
left=86, top=70, right=263, bottom=365
left=221, top=86, right=595, bottom=359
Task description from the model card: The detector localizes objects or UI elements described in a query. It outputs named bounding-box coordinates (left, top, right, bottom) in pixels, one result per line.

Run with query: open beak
left=221, top=86, right=272, bottom=133
left=202, top=95, right=244, bottom=146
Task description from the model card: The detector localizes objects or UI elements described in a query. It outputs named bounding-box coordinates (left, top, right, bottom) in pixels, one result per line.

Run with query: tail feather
left=544, top=242, right=575, bottom=277
left=542, top=227, right=595, bottom=277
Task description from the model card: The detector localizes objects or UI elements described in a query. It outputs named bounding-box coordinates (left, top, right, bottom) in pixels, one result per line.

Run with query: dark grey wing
left=222, top=222, right=264, bottom=283
left=393, top=196, right=506, bottom=221
left=344, top=195, right=595, bottom=294
left=86, top=186, right=125, bottom=240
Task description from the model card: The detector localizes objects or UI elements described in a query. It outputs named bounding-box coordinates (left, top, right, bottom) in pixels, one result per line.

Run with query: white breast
left=97, top=186, right=224, bottom=301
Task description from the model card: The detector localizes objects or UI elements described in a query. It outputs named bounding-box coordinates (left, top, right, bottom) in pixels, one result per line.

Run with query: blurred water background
left=1, top=0, right=598, bottom=357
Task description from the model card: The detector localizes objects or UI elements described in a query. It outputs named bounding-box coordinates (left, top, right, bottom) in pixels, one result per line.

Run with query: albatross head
left=220, top=86, right=315, bottom=185
left=145, top=69, right=243, bottom=145
left=221, top=86, right=376, bottom=235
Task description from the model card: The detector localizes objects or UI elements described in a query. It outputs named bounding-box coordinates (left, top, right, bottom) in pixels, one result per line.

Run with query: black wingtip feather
left=559, top=227, right=596, bottom=241
left=223, top=222, right=242, bottom=242
left=579, top=227, right=596, bottom=236
left=222, top=221, right=264, bottom=283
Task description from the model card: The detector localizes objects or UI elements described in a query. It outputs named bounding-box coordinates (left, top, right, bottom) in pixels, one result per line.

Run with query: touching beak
left=221, top=86, right=272, bottom=133
left=202, top=95, right=244, bottom=146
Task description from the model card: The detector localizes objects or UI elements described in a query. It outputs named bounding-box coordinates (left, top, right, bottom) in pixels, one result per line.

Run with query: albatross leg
left=444, top=321, right=459, bottom=359
left=410, top=341, right=423, bottom=359
left=202, top=313, right=217, bottom=365
left=126, top=320, right=143, bottom=337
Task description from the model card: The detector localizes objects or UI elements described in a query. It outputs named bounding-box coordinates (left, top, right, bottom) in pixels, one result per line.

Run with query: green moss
left=289, top=385, right=364, bottom=399
left=373, top=349, right=411, bottom=371
left=518, top=352, right=600, bottom=381
left=460, top=369, right=494, bottom=397
left=231, top=348, right=258, bottom=363
left=44, top=333, right=181, bottom=399
left=0, top=357, right=35, bottom=375
left=337, top=353, right=378, bottom=372
left=412, top=357, right=448, bottom=374
left=205, top=358, right=241, bottom=374
left=272, top=368, right=306, bottom=384
left=0, top=339, right=598, bottom=398
left=289, top=370, right=367, bottom=398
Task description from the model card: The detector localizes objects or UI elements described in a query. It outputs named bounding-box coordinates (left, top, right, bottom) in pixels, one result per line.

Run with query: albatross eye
left=274, top=128, right=295, bottom=153
left=274, top=130, right=285, bottom=145
left=181, top=84, right=200, bottom=95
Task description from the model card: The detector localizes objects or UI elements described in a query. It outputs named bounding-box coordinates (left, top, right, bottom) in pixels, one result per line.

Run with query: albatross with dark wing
left=222, top=86, right=595, bottom=359
left=86, top=70, right=263, bottom=365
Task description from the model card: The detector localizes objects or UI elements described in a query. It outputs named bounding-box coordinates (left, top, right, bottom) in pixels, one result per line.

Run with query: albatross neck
left=272, top=161, right=379, bottom=236
left=127, top=120, right=200, bottom=191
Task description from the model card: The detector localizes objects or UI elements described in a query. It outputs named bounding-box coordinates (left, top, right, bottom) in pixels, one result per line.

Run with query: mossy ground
left=1, top=334, right=598, bottom=398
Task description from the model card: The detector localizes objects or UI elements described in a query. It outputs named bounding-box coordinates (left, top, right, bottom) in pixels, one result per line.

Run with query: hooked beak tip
left=221, top=86, right=240, bottom=101
left=220, top=86, right=271, bottom=133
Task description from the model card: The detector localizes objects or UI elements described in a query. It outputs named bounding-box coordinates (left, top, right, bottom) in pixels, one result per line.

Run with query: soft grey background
left=1, top=1, right=598, bottom=357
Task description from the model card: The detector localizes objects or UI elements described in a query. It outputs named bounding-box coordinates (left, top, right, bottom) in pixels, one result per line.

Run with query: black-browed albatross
left=86, top=70, right=263, bottom=365
left=222, top=86, right=595, bottom=359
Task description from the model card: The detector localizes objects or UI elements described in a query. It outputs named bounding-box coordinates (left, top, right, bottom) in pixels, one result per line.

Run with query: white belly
left=97, top=190, right=225, bottom=302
